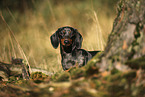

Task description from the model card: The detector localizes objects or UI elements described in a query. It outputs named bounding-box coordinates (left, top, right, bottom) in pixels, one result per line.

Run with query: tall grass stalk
left=93, top=11, right=105, bottom=51
left=8, top=32, right=16, bottom=58
left=0, top=13, right=32, bottom=73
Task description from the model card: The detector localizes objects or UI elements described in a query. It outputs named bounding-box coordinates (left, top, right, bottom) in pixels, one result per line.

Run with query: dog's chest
left=62, top=53, right=85, bottom=67
left=63, top=53, right=76, bottom=65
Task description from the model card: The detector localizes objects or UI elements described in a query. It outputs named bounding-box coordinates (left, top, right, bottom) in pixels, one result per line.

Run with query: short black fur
left=50, top=26, right=100, bottom=70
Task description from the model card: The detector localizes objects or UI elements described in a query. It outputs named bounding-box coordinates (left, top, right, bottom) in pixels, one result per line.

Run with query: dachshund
left=50, top=26, right=100, bottom=70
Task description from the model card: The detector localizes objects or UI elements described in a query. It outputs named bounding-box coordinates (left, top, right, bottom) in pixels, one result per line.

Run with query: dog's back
left=88, top=51, right=100, bottom=57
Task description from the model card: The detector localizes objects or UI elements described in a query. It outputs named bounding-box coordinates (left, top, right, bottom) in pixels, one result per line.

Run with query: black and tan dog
left=50, top=26, right=100, bottom=70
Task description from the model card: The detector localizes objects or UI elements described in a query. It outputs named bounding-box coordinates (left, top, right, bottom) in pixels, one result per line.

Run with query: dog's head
left=50, top=26, right=83, bottom=49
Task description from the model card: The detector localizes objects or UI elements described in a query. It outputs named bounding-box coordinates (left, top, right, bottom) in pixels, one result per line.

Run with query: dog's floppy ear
left=74, top=29, right=83, bottom=49
left=50, top=28, right=61, bottom=49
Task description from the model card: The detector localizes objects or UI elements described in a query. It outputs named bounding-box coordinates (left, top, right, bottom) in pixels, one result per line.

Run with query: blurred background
left=0, top=0, right=119, bottom=73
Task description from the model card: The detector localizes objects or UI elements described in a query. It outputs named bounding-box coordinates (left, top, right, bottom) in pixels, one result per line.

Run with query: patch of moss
left=51, top=72, right=59, bottom=81
left=31, top=72, right=48, bottom=83
left=108, top=70, right=136, bottom=82
left=85, top=64, right=99, bottom=77
left=69, top=68, right=85, bottom=79
left=131, top=83, right=145, bottom=97
left=55, top=72, right=70, bottom=82
left=125, top=56, right=145, bottom=69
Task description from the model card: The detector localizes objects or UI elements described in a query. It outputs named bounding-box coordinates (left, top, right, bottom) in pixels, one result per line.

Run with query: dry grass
left=0, top=0, right=117, bottom=73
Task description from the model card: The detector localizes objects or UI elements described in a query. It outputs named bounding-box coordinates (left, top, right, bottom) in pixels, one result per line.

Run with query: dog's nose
left=64, top=40, right=69, bottom=44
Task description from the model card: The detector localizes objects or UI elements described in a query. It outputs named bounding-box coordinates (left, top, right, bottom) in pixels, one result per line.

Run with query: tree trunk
left=98, top=0, right=145, bottom=71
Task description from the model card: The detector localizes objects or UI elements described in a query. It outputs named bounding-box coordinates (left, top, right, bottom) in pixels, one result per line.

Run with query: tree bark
left=98, top=0, right=145, bottom=71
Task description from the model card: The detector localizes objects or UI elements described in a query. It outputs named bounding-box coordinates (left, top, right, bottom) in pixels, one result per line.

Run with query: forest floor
left=0, top=54, right=145, bottom=97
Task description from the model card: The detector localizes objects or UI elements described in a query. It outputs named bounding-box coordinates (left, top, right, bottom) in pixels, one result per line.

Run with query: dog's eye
left=63, top=31, right=66, bottom=34
left=60, top=30, right=66, bottom=35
